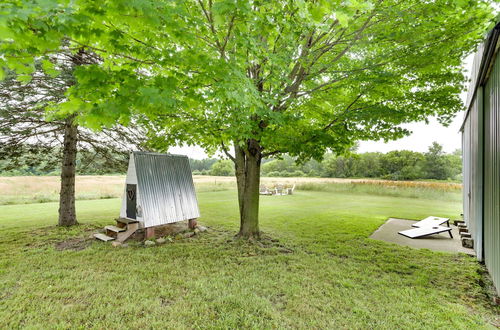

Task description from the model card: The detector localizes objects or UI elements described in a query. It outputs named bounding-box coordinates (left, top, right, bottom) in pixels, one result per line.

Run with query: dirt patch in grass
left=223, top=232, right=295, bottom=256
left=256, top=235, right=294, bottom=253
left=20, top=224, right=99, bottom=251
left=55, top=236, right=93, bottom=251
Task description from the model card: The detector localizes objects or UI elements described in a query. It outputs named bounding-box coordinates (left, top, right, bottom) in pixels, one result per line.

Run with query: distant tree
left=189, top=158, right=218, bottom=172
left=356, top=152, right=383, bottom=178
left=445, top=149, right=463, bottom=180
left=302, top=159, right=323, bottom=177
left=322, top=154, right=359, bottom=178
left=261, top=155, right=298, bottom=176
left=1, top=0, right=492, bottom=238
left=380, top=150, right=425, bottom=180
left=0, top=52, right=144, bottom=226
left=423, top=142, right=450, bottom=180
left=210, top=160, right=235, bottom=176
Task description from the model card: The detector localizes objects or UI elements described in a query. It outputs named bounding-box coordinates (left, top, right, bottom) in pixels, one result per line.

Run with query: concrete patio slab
left=370, top=218, right=475, bottom=255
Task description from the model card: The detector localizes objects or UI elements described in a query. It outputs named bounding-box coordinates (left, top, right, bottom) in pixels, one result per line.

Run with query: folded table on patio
left=398, top=215, right=453, bottom=239
left=411, top=216, right=450, bottom=228
left=398, top=225, right=453, bottom=239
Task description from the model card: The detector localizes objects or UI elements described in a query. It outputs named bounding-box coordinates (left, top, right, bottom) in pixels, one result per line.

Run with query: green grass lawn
left=0, top=188, right=498, bottom=328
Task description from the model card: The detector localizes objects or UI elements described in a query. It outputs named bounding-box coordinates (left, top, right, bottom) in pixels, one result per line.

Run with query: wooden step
left=116, top=222, right=139, bottom=243
left=94, top=233, right=115, bottom=242
left=105, top=225, right=126, bottom=233
left=116, top=217, right=139, bottom=225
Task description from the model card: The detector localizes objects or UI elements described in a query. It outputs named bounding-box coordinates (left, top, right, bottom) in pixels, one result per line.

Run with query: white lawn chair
left=259, top=185, right=272, bottom=195
left=274, top=184, right=285, bottom=195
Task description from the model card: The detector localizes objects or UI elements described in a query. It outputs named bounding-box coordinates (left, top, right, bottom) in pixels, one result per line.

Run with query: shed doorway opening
left=126, top=184, right=137, bottom=219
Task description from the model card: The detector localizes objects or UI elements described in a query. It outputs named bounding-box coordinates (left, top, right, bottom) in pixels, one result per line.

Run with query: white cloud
left=168, top=145, right=209, bottom=159
left=358, top=114, right=463, bottom=154
left=169, top=113, right=465, bottom=159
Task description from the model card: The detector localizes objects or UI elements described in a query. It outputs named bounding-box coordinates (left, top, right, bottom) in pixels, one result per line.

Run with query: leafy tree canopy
left=0, top=0, right=494, bottom=159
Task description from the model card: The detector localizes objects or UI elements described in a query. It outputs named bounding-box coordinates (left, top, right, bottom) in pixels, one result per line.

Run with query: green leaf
left=41, top=59, right=59, bottom=77
left=335, top=12, right=349, bottom=27
left=17, top=74, right=32, bottom=84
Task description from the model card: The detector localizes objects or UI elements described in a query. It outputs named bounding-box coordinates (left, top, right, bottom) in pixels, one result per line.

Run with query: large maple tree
left=0, top=0, right=494, bottom=237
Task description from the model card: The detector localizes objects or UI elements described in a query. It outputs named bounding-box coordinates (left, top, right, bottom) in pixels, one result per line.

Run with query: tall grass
left=0, top=175, right=462, bottom=205
left=296, top=181, right=462, bottom=201
left=195, top=181, right=236, bottom=192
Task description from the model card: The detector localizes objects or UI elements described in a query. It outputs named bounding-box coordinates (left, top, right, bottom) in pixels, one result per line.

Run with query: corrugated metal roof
left=134, top=152, right=200, bottom=227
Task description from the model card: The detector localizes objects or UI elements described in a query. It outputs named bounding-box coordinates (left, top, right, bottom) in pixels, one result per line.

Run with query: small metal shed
left=119, top=152, right=200, bottom=228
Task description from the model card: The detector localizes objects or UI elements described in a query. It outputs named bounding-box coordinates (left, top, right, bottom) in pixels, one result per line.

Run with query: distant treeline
left=1, top=142, right=461, bottom=181
left=192, top=142, right=462, bottom=181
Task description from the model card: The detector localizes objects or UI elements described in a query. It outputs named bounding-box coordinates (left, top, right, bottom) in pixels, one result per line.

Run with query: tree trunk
left=58, top=115, right=78, bottom=226
left=234, top=140, right=262, bottom=239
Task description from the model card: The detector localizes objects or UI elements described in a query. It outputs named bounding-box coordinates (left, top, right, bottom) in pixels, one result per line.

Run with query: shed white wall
left=120, top=154, right=145, bottom=226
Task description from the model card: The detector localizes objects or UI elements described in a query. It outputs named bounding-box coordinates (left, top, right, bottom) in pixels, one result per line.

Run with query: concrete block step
left=94, top=233, right=115, bottom=242
left=462, top=237, right=474, bottom=249
left=105, top=225, right=126, bottom=233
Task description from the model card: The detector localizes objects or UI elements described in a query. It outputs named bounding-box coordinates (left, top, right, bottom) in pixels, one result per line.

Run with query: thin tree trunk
left=235, top=140, right=261, bottom=239
left=58, top=115, right=78, bottom=226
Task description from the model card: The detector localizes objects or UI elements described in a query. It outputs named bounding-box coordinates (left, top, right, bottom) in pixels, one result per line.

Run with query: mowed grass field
left=0, top=178, right=498, bottom=328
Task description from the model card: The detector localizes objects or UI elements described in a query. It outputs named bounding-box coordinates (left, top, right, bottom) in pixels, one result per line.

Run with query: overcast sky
left=169, top=55, right=474, bottom=159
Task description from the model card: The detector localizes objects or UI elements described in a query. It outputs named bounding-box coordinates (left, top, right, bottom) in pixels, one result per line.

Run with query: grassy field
left=0, top=175, right=461, bottom=205
left=0, top=180, right=498, bottom=328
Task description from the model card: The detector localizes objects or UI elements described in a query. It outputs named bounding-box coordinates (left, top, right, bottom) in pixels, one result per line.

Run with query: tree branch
left=221, top=141, right=236, bottom=163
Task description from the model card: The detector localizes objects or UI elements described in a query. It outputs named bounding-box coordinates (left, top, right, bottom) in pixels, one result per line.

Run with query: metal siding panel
left=484, top=56, right=500, bottom=295
left=463, top=117, right=471, bottom=231
left=470, top=90, right=484, bottom=261
left=133, top=152, right=200, bottom=228
left=476, top=87, right=484, bottom=261
left=466, top=42, right=485, bottom=108
left=463, top=97, right=481, bottom=257
left=463, top=86, right=484, bottom=262
left=471, top=99, right=477, bottom=239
